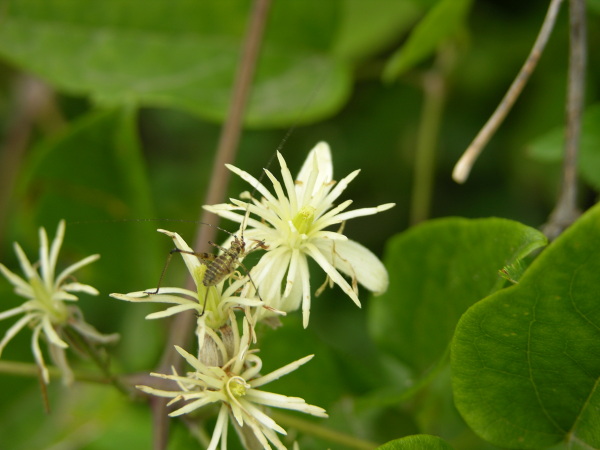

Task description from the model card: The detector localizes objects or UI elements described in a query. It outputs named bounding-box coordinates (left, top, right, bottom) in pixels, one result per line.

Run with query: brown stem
left=151, top=1, right=272, bottom=448
left=452, top=0, right=565, bottom=183
left=0, top=77, right=65, bottom=253
left=542, top=0, right=586, bottom=239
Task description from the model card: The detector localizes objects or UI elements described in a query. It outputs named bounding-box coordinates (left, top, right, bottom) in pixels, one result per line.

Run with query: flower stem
left=0, top=359, right=117, bottom=385
left=270, top=411, right=378, bottom=449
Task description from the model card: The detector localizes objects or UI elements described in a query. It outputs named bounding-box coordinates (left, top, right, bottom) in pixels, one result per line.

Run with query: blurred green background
left=0, top=0, right=598, bottom=448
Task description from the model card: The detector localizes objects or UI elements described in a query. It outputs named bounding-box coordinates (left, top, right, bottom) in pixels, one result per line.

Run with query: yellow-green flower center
left=228, top=376, right=248, bottom=398
left=292, top=206, right=316, bottom=235
left=30, top=276, right=68, bottom=324
left=194, top=265, right=227, bottom=330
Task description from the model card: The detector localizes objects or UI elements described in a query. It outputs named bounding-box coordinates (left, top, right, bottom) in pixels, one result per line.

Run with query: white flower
left=0, top=220, right=118, bottom=384
left=204, top=142, right=394, bottom=327
left=110, top=229, right=275, bottom=337
left=137, top=316, right=327, bottom=450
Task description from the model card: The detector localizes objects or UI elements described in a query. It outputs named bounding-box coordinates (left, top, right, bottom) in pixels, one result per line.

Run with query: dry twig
left=452, top=0, right=565, bottom=183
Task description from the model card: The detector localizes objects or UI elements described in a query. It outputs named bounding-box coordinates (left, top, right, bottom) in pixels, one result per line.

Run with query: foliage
left=0, top=0, right=599, bottom=449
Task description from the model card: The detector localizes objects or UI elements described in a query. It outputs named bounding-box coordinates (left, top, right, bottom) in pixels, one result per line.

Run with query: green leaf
left=15, top=108, right=161, bottom=291
left=0, top=384, right=151, bottom=449
left=369, top=218, right=547, bottom=375
left=452, top=203, right=600, bottom=448
left=378, top=434, right=454, bottom=450
left=382, top=0, right=473, bottom=81
left=528, top=103, right=600, bottom=190
left=0, top=0, right=351, bottom=127
left=333, top=0, right=422, bottom=62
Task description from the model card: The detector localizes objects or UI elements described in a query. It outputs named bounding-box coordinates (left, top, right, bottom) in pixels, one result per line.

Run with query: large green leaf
left=369, top=218, right=547, bottom=375
left=528, top=103, right=600, bottom=190
left=382, top=0, right=473, bottom=81
left=333, top=0, right=422, bottom=62
left=0, top=0, right=350, bottom=127
left=452, top=203, right=600, bottom=448
left=378, top=434, right=454, bottom=450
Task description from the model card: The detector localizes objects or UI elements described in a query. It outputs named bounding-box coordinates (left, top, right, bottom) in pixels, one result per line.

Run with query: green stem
left=269, top=411, right=378, bottom=450
left=0, top=359, right=115, bottom=384
left=409, top=48, right=453, bottom=225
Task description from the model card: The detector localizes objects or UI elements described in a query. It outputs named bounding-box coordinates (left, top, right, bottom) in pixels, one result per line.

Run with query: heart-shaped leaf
left=452, top=203, right=600, bottom=448
left=369, top=218, right=547, bottom=375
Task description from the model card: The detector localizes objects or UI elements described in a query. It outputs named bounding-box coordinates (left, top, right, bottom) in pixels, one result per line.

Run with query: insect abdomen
left=203, top=250, right=239, bottom=287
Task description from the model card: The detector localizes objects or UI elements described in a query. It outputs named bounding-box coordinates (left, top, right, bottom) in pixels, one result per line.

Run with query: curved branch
left=452, top=0, right=565, bottom=183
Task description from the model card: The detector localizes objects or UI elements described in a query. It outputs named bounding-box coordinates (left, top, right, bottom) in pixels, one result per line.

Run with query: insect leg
left=146, top=248, right=214, bottom=295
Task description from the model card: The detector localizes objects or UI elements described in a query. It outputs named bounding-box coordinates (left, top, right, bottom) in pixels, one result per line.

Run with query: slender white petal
left=333, top=203, right=396, bottom=222
left=250, top=354, right=314, bottom=387
left=13, top=243, right=36, bottom=280
left=31, top=325, right=49, bottom=384
left=55, top=254, right=100, bottom=287
left=208, top=406, right=229, bottom=450
left=314, top=239, right=389, bottom=294
left=48, top=220, right=66, bottom=284
left=0, top=305, right=28, bottom=321
left=0, top=263, right=31, bottom=294
left=0, top=314, right=33, bottom=355
left=305, top=243, right=361, bottom=307
left=41, top=316, right=68, bottom=348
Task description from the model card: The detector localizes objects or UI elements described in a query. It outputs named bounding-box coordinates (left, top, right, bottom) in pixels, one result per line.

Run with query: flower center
left=292, top=206, right=316, bottom=235
left=228, top=376, right=248, bottom=398
left=30, top=277, right=68, bottom=323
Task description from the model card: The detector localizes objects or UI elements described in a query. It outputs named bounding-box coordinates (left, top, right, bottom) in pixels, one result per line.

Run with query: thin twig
left=452, top=0, right=565, bottom=183
left=542, top=0, right=586, bottom=239
left=150, top=1, right=272, bottom=448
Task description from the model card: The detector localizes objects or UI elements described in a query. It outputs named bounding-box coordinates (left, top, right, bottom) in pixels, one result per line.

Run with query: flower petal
left=296, top=142, right=332, bottom=186
left=0, top=313, right=32, bottom=355
left=157, top=229, right=201, bottom=281
left=314, top=239, right=389, bottom=294
left=250, top=354, right=313, bottom=388
left=55, top=254, right=100, bottom=288
left=0, top=263, right=32, bottom=295
left=304, top=243, right=361, bottom=307
left=333, top=202, right=396, bottom=222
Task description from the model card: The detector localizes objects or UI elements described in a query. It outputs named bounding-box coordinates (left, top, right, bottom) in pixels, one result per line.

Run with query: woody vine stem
left=152, top=0, right=273, bottom=448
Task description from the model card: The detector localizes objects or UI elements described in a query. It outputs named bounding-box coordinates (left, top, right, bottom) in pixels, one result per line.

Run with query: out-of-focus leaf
left=0, top=0, right=351, bottom=127
left=368, top=218, right=547, bottom=375
left=333, top=0, right=422, bottom=61
left=383, top=0, right=473, bottom=81
left=452, top=203, right=600, bottom=449
left=528, top=103, right=600, bottom=190
left=377, top=434, right=454, bottom=450
left=15, top=108, right=161, bottom=292
left=0, top=384, right=151, bottom=449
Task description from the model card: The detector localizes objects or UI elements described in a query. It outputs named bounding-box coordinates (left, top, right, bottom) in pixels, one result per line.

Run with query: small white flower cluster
left=0, top=220, right=118, bottom=385
left=110, top=142, right=393, bottom=448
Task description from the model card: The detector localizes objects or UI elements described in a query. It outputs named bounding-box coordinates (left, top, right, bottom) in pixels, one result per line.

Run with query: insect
left=148, top=220, right=268, bottom=316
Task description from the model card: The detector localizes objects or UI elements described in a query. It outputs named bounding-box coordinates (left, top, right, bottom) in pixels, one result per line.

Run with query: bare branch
left=542, top=0, right=587, bottom=239
left=452, top=0, right=565, bottom=183
left=151, top=1, right=272, bottom=448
